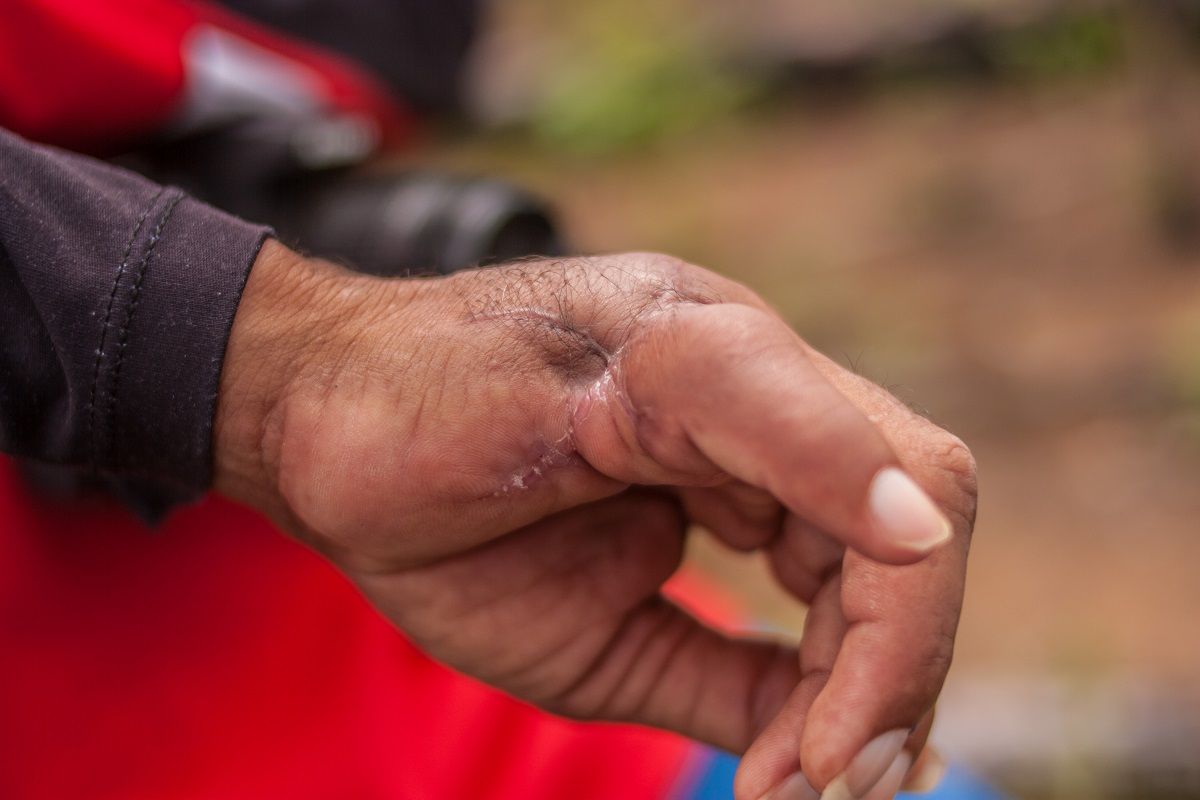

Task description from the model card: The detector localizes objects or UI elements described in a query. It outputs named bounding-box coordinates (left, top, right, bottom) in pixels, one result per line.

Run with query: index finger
left=773, top=352, right=975, bottom=797
left=805, top=534, right=968, bottom=797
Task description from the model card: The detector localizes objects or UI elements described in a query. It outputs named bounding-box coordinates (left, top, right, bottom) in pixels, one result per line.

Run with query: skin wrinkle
left=459, top=286, right=605, bottom=498
left=571, top=305, right=677, bottom=457
left=468, top=306, right=613, bottom=367
left=497, top=516, right=671, bottom=698
left=529, top=496, right=686, bottom=710
left=403, top=526, right=607, bottom=636
left=581, top=598, right=684, bottom=722
left=621, top=603, right=698, bottom=722
left=748, top=645, right=802, bottom=738
left=462, top=581, right=591, bottom=687
left=543, top=597, right=650, bottom=717
left=470, top=271, right=698, bottom=497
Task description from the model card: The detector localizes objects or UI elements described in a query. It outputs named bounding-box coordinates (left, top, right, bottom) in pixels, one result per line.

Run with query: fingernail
left=902, top=752, right=947, bottom=794
left=760, top=772, right=819, bottom=800
left=862, top=751, right=914, bottom=800
left=818, top=778, right=857, bottom=800
left=819, top=728, right=909, bottom=800
left=867, top=468, right=952, bottom=554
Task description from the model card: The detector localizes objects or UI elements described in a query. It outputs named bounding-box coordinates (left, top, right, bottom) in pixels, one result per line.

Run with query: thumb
left=572, top=303, right=952, bottom=565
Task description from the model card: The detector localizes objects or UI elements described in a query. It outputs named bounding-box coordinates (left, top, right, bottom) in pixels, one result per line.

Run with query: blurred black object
left=280, top=169, right=562, bottom=276
left=126, top=0, right=550, bottom=275
left=223, top=0, right=479, bottom=114
left=123, top=115, right=564, bottom=277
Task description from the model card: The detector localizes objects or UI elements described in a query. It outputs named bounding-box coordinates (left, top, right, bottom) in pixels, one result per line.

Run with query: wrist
left=213, top=239, right=395, bottom=520
left=212, top=239, right=309, bottom=514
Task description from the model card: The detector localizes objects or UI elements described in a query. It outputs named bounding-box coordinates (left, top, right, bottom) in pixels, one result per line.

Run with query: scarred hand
left=215, top=241, right=977, bottom=800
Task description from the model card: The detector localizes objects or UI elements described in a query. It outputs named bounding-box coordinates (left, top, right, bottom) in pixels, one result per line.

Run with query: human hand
left=215, top=241, right=977, bottom=800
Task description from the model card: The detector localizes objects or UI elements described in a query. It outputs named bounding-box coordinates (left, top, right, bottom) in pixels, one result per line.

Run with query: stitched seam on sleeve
left=101, top=192, right=186, bottom=464
left=87, top=186, right=166, bottom=468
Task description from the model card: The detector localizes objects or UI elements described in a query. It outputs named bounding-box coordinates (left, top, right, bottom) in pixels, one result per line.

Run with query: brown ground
left=408, top=74, right=1200, bottom=793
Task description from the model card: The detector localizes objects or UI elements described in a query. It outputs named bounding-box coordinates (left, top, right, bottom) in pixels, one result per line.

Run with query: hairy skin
left=215, top=241, right=978, bottom=799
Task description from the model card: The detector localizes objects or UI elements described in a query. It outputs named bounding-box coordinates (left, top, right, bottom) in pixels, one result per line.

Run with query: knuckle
left=624, top=251, right=691, bottom=278
left=925, top=431, right=979, bottom=528
left=937, top=433, right=978, bottom=487
left=886, top=631, right=956, bottom=725
left=919, top=628, right=957, bottom=686
left=615, top=252, right=735, bottom=307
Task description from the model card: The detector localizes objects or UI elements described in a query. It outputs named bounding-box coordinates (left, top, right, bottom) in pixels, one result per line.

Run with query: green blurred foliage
left=521, top=0, right=762, bottom=155
left=992, top=10, right=1124, bottom=79
left=512, top=2, right=1134, bottom=155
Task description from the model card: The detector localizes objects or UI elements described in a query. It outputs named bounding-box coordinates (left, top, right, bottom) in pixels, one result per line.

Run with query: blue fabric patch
left=670, top=748, right=739, bottom=800
left=671, top=749, right=1010, bottom=800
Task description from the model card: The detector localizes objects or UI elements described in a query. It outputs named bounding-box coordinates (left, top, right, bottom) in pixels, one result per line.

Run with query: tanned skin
left=215, top=241, right=977, bottom=799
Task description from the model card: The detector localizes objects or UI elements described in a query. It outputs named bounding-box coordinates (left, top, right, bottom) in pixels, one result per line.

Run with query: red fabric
left=0, top=0, right=192, bottom=150
left=0, top=0, right=412, bottom=153
left=185, top=2, right=412, bottom=148
left=0, top=456, right=695, bottom=799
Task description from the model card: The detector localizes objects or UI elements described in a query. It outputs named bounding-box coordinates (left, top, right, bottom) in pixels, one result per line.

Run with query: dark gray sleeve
left=0, top=127, right=271, bottom=503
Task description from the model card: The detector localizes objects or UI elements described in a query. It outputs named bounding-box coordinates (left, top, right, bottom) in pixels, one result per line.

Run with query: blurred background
left=398, top=0, right=1200, bottom=797
left=6, top=0, right=1200, bottom=797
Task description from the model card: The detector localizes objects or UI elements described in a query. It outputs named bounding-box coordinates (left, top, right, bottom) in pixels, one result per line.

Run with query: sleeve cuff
left=89, top=187, right=271, bottom=500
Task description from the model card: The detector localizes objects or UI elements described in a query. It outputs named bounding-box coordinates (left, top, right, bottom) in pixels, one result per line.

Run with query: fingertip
left=798, top=711, right=901, bottom=791
left=859, top=749, right=913, bottom=800
left=902, top=749, right=947, bottom=794
left=807, top=728, right=911, bottom=800
left=757, top=772, right=820, bottom=800
left=865, top=467, right=952, bottom=560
